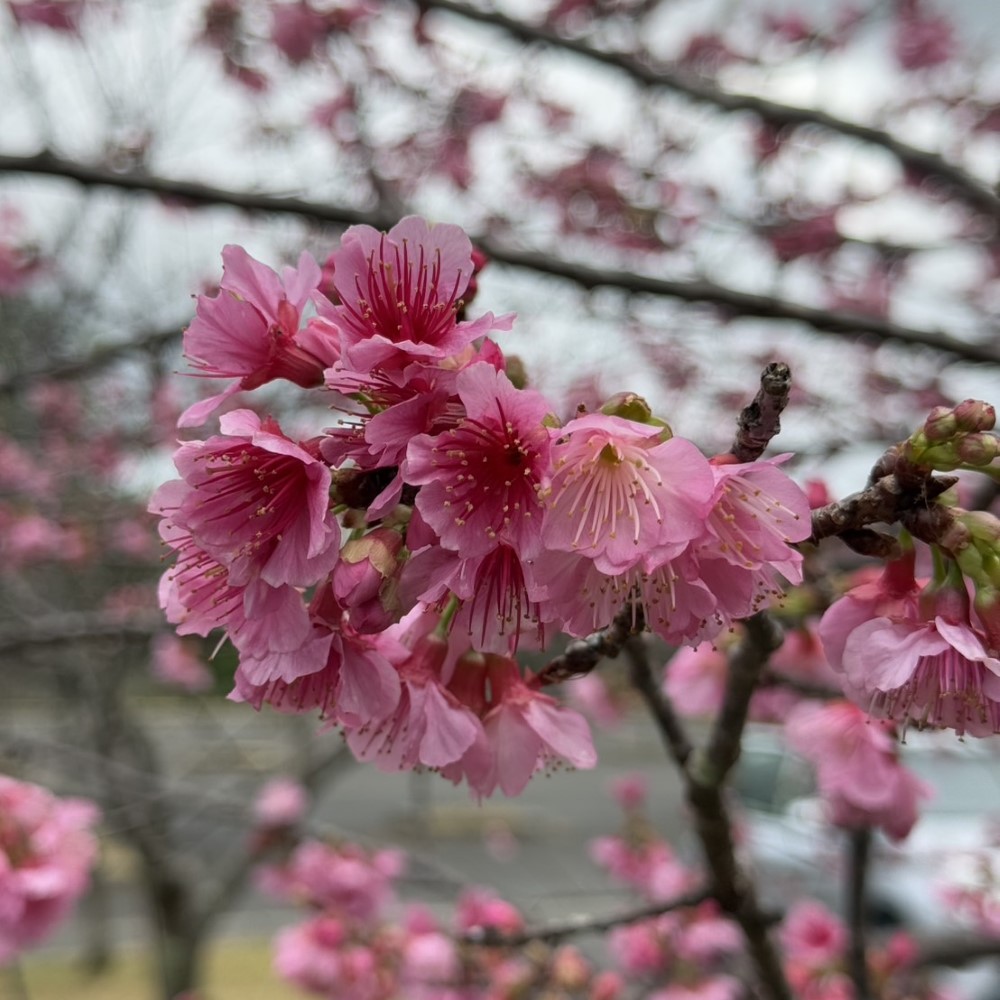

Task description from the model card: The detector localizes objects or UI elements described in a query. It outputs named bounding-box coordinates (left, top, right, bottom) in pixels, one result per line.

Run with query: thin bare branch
left=462, top=887, right=712, bottom=948
left=417, top=0, right=1000, bottom=226
left=626, top=636, right=693, bottom=767
left=729, top=362, right=792, bottom=462
left=846, top=828, right=873, bottom=1000
left=1, top=151, right=997, bottom=365
left=535, top=604, right=643, bottom=686
left=0, top=325, right=180, bottom=395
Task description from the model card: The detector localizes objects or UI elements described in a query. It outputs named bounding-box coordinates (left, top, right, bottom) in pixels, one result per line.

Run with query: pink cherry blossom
left=785, top=701, right=929, bottom=840
left=842, top=603, right=1000, bottom=736
left=780, top=900, right=847, bottom=967
left=150, top=633, right=213, bottom=693
left=819, top=550, right=924, bottom=670
left=471, top=654, right=597, bottom=797
left=405, top=363, right=551, bottom=559
left=167, top=410, right=340, bottom=595
left=181, top=246, right=338, bottom=425
left=542, top=415, right=714, bottom=574
left=454, top=887, right=523, bottom=935
left=346, top=632, right=483, bottom=772
left=253, top=778, right=308, bottom=829
left=328, top=216, right=512, bottom=374
left=0, top=776, right=100, bottom=962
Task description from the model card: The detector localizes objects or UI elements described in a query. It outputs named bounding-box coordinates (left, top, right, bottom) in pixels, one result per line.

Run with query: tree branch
left=1, top=151, right=996, bottom=365
left=630, top=617, right=793, bottom=1000
left=462, top=886, right=712, bottom=948
left=416, top=0, right=1000, bottom=225
left=0, top=324, right=180, bottom=395
left=846, top=828, right=873, bottom=1000
left=534, top=603, right=643, bottom=686
left=729, top=362, right=792, bottom=462
left=626, top=635, right=693, bottom=767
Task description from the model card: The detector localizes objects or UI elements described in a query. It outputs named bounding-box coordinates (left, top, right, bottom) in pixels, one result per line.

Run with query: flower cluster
left=261, top=837, right=617, bottom=1000
left=151, top=215, right=812, bottom=795
left=780, top=901, right=945, bottom=1000
left=0, top=775, right=100, bottom=964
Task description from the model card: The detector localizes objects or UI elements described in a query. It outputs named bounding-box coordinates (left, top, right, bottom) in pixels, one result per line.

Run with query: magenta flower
left=542, top=415, right=714, bottom=574
left=405, top=363, right=551, bottom=559
left=181, top=246, right=338, bottom=426
left=0, top=777, right=100, bottom=963
left=167, top=410, right=341, bottom=595
left=785, top=701, right=929, bottom=840
left=328, top=216, right=512, bottom=374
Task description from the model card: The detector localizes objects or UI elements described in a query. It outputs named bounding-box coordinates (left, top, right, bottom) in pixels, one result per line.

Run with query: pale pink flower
left=842, top=604, right=1000, bottom=736
left=346, top=632, right=483, bottom=772
left=328, top=216, right=512, bottom=374
left=693, top=456, right=811, bottom=622
left=0, top=777, right=100, bottom=962
left=454, top=887, right=523, bottom=935
left=181, top=246, right=338, bottom=426
left=542, top=415, right=714, bottom=574
left=785, top=701, right=929, bottom=840
left=253, top=778, right=308, bottom=829
left=664, top=642, right=729, bottom=718
left=404, top=363, right=550, bottom=559
left=273, top=915, right=346, bottom=995
left=470, top=655, right=597, bottom=797
left=166, top=410, right=340, bottom=595
left=150, top=634, right=213, bottom=693
left=260, top=840, right=401, bottom=924
left=531, top=547, right=717, bottom=645
left=401, top=929, right=459, bottom=984
left=819, top=550, right=923, bottom=670
left=609, top=920, right=669, bottom=976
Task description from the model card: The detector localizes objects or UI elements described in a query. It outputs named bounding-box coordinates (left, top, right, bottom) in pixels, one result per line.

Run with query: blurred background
left=1, top=0, right=999, bottom=997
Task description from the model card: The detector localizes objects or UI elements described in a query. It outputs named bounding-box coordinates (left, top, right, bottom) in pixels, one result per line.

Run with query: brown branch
left=626, top=635, right=693, bottom=766
left=416, top=0, right=1000, bottom=225
left=534, top=604, right=643, bottom=686
left=808, top=472, right=958, bottom=544
left=846, top=828, right=873, bottom=1000
left=729, top=362, right=792, bottom=462
left=462, top=886, right=712, bottom=948
left=0, top=324, right=180, bottom=395
left=629, top=617, right=793, bottom=1000
left=2, top=151, right=997, bottom=365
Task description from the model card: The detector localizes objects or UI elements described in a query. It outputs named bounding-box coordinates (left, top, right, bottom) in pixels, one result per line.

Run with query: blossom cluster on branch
left=150, top=215, right=815, bottom=796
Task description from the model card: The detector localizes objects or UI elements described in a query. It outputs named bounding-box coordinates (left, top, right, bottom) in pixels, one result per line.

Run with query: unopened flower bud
left=923, top=405, right=958, bottom=442
left=956, top=433, right=999, bottom=466
left=953, top=399, right=996, bottom=433
left=600, top=392, right=671, bottom=438
left=332, top=528, right=404, bottom=631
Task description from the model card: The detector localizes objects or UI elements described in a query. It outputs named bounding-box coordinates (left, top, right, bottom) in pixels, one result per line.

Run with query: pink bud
left=610, top=774, right=648, bottom=811
left=953, top=399, right=996, bottom=433
left=922, top=405, right=957, bottom=442
left=957, top=433, right=999, bottom=465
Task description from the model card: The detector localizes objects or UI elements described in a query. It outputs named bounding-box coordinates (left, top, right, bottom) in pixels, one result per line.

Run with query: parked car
left=729, top=727, right=1000, bottom=999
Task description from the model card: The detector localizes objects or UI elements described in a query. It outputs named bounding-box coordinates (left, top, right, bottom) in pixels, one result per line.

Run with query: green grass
left=21, top=939, right=302, bottom=1000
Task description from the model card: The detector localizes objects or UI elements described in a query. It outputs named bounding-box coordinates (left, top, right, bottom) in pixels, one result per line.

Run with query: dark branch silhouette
left=1, top=151, right=997, bottom=366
